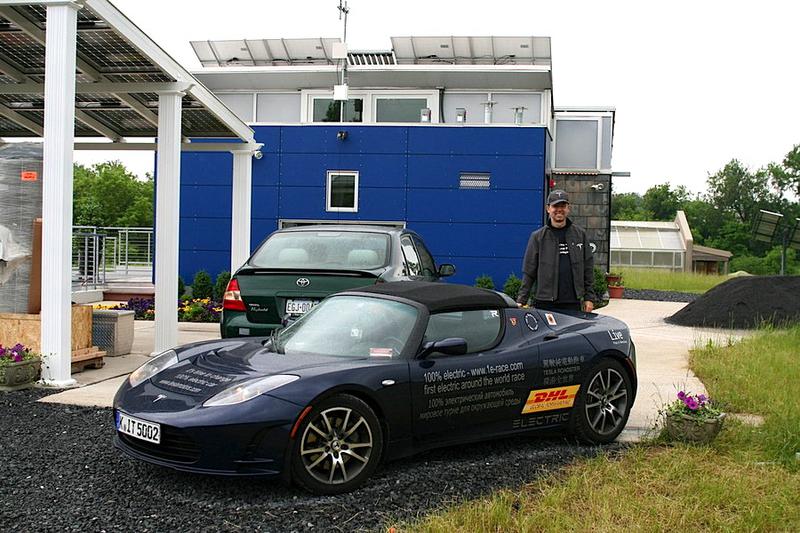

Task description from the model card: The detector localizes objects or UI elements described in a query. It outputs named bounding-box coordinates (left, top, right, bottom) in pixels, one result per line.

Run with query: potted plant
left=663, top=390, right=726, bottom=443
left=605, top=271, right=622, bottom=286
left=607, top=273, right=625, bottom=299
left=0, top=343, right=42, bottom=391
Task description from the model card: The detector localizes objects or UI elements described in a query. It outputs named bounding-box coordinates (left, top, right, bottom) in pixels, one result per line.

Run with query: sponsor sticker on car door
left=521, top=385, right=580, bottom=414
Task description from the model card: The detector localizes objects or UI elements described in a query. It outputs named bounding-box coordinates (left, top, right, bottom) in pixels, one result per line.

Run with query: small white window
left=326, top=171, right=359, bottom=212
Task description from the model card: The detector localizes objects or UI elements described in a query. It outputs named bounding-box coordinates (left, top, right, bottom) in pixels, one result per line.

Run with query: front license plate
left=286, top=299, right=316, bottom=315
left=116, top=411, right=161, bottom=444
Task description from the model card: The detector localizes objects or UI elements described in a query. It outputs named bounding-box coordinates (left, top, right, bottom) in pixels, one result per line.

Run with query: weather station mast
left=334, top=0, right=350, bottom=123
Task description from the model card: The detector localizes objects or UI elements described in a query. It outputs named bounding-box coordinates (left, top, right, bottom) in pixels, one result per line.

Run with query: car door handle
left=381, top=380, right=396, bottom=387
left=544, top=333, right=559, bottom=341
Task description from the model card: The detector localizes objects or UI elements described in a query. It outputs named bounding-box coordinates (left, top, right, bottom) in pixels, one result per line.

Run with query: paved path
left=39, top=300, right=754, bottom=442
left=597, top=299, right=753, bottom=441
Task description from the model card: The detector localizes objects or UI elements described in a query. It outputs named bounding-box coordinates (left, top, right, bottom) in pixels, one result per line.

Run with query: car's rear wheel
left=569, top=358, right=632, bottom=443
left=291, top=394, right=383, bottom=495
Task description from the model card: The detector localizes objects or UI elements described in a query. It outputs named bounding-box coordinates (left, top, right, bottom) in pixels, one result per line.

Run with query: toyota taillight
left=223, top=278, right=246, bottom=311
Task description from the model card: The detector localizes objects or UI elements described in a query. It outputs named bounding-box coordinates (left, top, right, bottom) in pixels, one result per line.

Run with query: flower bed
left=94, top=298, right=222, bottom=323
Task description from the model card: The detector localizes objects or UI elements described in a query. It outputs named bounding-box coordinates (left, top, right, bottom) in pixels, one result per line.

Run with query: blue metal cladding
left=178, top=125, right=546, bottom=287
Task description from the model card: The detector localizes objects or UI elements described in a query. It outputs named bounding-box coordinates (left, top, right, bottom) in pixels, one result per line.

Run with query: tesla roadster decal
left=522, top=385, right=580, bottom=414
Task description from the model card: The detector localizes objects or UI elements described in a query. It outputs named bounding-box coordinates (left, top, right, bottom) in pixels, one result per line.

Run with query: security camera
left=337, top=130, right=348, bottom=141
left=253, top=150, right=263, bottom=160
left=591, top=183, right=605, bottom=191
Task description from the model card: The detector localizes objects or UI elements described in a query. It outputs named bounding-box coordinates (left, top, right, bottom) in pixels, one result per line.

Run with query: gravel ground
left=1, top=389, right=617, bottom=533
left=622, top=288, right=698, bottom=303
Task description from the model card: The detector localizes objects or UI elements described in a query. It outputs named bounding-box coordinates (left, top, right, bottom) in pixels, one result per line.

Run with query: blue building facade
left=179, top=125, right=548, bottom=285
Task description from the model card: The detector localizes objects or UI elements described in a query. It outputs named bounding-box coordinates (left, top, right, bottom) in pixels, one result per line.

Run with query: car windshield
left=273, top=296, right=418, bottom=358
left=249, top=231, right=390, bottom=270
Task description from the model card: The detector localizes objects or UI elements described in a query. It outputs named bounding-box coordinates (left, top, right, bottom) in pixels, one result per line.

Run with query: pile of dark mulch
left=666, top=276, right=800, bottom=329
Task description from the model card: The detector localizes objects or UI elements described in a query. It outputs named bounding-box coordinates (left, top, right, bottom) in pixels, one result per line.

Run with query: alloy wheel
left=299, top=406, right=374, bottom=485
left=584, top=368, right=628, bottom=435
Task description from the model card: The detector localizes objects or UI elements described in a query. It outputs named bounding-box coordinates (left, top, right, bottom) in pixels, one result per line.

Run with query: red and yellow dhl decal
left=521, top=385, right=580, bottom=414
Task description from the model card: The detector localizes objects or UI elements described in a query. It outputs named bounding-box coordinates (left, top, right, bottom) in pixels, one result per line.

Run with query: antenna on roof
left=334, top=0, right=351, bottom=122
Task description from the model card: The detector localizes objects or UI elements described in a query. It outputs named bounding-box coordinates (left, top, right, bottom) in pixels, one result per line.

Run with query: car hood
left=149, top=339, right=376, bottom=399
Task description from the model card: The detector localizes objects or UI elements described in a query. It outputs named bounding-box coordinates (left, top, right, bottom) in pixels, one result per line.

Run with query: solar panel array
left=0, top=4, right=241, bottom=138
left=191, top=36, right=551, bottom=67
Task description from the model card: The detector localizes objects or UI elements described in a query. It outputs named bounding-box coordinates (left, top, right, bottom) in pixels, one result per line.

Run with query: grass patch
left=618, top=267, right=728, bottom=294
left=398, top=326, right=800, bottom=532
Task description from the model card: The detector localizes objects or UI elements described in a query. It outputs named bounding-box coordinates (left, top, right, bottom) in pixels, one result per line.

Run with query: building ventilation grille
left=348, top=52, right=396, bottom=66
left=459, top=172, right=491, bottom=189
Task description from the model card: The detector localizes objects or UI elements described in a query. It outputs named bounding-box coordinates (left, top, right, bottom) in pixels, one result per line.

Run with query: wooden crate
left=0, top=305, right=104, bottom=370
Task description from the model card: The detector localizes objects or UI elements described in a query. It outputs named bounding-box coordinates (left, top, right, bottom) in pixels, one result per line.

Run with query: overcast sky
left=74, top=0, right=800, bottom=195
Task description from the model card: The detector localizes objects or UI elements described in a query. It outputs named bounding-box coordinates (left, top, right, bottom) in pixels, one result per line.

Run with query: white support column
left=230, top=151, right=253, bottom=273
left=40, top=3, right=79, bottom=387
left=153, top=91, right=184, bottom=355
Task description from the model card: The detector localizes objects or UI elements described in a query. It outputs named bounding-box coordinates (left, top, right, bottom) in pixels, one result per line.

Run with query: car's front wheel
left=291, top=394, right=383, bottom=495
left=569, top=358, right=632, bottom=443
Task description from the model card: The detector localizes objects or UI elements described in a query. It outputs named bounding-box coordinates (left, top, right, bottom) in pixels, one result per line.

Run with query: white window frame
left=302, top=89, right=370, bottom=124
left=371, top=90, right=439, bottom=124
left=552, top=114, right=612, bottom=171
left=326, top=170, right=359, bottom=213
left=301, top=89, right=438, bottom=124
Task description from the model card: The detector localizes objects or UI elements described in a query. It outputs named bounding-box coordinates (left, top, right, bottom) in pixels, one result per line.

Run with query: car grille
left=119, top=424, right=201, bottom=464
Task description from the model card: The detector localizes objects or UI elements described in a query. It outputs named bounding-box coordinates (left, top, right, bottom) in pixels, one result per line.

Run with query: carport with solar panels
left=0, top=0, right=261, bottom=386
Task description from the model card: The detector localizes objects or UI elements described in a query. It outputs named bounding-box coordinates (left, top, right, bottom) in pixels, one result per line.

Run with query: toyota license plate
left=116, top=410, right=161, bottom=444
left=286, top=299, right=316, bottom=315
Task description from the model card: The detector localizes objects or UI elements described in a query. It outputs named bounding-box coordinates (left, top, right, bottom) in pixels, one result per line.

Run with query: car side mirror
left=437, top=264, right=456, bottom=278
left=418, top=337, right=468, bottom=359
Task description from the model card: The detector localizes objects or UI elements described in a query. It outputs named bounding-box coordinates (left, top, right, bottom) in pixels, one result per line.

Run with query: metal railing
left=72, top=226, right=154, bottom=289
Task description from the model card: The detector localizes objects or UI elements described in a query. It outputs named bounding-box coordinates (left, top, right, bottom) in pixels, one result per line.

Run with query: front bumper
left=113, top=382, right=303, bottom=477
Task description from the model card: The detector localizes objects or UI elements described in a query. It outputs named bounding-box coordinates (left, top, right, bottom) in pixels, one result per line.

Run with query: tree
left=706, top=159, right=777, bottom=225
left=73, top=162, right=154, bottom=227
left=641, top=183, right=691, bottom=221
left=768, top=144, right=800, bottom=199
left=611, top=192, right=651, bottom=220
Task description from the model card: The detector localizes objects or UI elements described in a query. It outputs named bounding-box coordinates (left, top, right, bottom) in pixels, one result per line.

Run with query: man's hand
left=582, top=300, right=594, bottom=313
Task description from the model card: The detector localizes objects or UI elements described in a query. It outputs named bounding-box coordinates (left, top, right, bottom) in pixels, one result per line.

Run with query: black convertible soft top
left=348, top=281, right=515, bottom=313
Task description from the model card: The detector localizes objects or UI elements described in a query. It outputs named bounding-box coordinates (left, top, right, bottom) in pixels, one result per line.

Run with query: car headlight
left=128, top=349, right=178, bottom=388
left=203, top=375, right=299, bottom=407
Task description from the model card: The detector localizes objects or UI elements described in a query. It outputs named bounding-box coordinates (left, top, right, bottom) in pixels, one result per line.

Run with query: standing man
left=516, top=190, right=595, bottom=313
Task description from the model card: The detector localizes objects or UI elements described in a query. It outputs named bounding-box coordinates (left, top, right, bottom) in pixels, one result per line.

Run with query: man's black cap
left=547, top=189, right=570, bottom=205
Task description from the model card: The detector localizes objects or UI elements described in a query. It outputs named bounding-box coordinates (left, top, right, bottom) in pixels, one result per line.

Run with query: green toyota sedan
left=220, top=225, right=455, bottom=338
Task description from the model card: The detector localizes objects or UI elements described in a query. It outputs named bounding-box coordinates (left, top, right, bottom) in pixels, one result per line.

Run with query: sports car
left=114, top=281, right=636, bottom=494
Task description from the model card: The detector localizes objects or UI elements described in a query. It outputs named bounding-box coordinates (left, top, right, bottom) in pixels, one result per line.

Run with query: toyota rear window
left=249, top=232, right=390, bottom=270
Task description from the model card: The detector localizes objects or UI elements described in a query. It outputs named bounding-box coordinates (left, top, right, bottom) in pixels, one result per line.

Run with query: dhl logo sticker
left=521, top=385, right=580, bottom=414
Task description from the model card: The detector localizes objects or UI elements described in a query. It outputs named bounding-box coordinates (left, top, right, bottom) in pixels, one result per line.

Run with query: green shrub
left=178, top=276, right=185, bottom=298
left=474, top=275, right=495, bottom=290
left=502, top=273, right=522, bottom=299
left=191, top=270, right=213, bottom=300
left=214, top=271, right=231, bottom=301
left=593, top=266, right=608, bottom=302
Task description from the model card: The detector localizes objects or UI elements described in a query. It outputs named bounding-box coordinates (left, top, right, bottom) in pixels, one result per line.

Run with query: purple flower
left=685, top=396, right=699, bottom=411
left=13, top=353, right=22, bottom=362
left=677, top=391, right=686, bottom=401
left=698, top=394, right=707, bottom=405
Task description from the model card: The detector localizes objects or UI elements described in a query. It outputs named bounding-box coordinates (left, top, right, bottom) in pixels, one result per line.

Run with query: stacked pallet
left=0, top=304, right=106, bottom=373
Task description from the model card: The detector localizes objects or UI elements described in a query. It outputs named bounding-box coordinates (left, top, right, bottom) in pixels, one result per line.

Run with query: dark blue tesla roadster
left=114, top=281, right=636, bottom=494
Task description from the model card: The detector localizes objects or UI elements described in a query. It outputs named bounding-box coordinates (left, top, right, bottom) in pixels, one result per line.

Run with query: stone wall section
left=552, top=174, right=612, bottom=273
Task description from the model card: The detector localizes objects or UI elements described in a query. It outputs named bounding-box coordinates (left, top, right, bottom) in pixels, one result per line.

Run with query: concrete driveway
left=39, top=300, right=753, bottom=442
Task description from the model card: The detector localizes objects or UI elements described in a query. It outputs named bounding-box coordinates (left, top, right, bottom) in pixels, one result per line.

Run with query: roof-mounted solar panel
left=191, top=38, right=340, bottom=67
left=391, top=36, right=551, bottom=65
